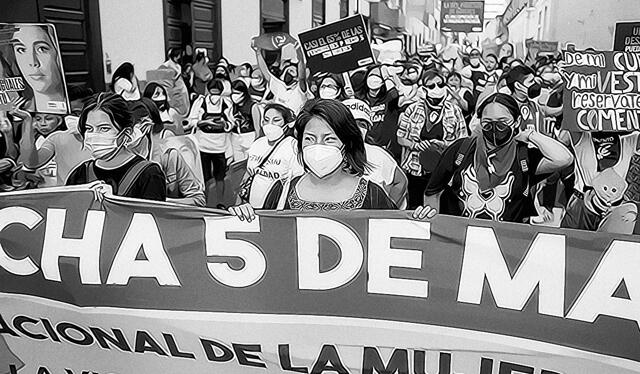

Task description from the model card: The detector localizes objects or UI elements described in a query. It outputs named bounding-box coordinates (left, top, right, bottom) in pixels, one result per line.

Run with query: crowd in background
left=2, top=35, right=640, bottom=235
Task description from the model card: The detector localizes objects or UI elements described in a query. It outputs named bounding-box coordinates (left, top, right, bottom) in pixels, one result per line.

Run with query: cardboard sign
left=0, top=23, right=69, bottom=114
left=252, top=32, right=297, bottom=51
left=614, top=21, right=640, bottom=52
left=525, top=39, right=558, bottom=64
left=561, top=49, right=640, bottom=132
left=298, top=15, right=374, bottom=74
left=440, top=0, right=485, bottom=33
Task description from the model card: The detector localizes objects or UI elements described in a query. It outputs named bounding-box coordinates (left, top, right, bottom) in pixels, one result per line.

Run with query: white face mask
left=262, top=124, right=284, bottom=141
left=427, top=86, right=446, bottom=99
left=367, top=75, right=383, bottom=90
left=231, top=93, right=244, bottom=104
left=319, top=87, right=339, bottom=99
left=303, top=144, right=343, bottom=178
left=251, top=78, right=263, bottom=87
left=84, top=132, right=121, bottom=160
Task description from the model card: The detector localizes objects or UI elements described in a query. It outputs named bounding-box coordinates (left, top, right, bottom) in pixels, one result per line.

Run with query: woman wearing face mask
left=397, top=70, right=467, bottom=209
left=317, top=74, right=347, bottom=101
left=446, top=71, right=476, bottom=124
left=504, top=65, right=547, bottom=134
left=397, top=60, right=423, bottom=109
left=129, top=99, right=205, bottom=206
left=111, top=62, right=141, bottom=101
left=187, top=79, right=233, bottom=207
left=159, top=47, right=190, bottom=117
left=252, top=40, right=309, bottom=114
left=143, top=82, right=181, bottom=134
left=248, top=67, right=273, bottom=102
left=214, top=62, right=232, bottom=95
left=66, top=92, right=166, bottom=201
left=236, top=103, right=303, bottom=209
left=230, top=99, right=396, bottom=220
left=229, top=80, right=261, bottom=161
left=356, top=65, right=402, bottom=161
left=412, top=93, right=573, bottom=223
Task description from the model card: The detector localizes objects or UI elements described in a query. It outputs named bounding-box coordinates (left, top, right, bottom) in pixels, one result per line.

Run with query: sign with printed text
left=562, top=49, right=640, bottom=132
left=0, top=187, right=640, bottom=373
left=440, top=0, right=485, bottom=33
left=298, top=15, right=374, bottom=74
left=614, top=21, right=640, bottom=52
left=0, top=23, right=69, bottom=114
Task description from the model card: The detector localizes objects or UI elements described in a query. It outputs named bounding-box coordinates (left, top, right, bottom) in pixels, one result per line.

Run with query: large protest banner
left=0, top=24, right=69, bottom=114
left=440, top=0, right=485, bottom=33
left=299, top=15, right=374, bottom=74
left=614, top=21, right=640, bottom=52
left=561, top=49, right=640, bottom=132
left=0, top=186, right=640, bottom=373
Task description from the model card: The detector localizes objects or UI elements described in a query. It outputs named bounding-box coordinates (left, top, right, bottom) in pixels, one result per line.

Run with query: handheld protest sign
left=298, top=15, right=374, bottom=75
left=525, top=39, right=558, bottom=65
left=0, top=23, right=69, bottom=114
left=561, top=49, right=640, bottom=132
left=440, top=0, right=485, bottom=33
left=252, top=32, right=296, bottom=51
left=614, top=22, right=640, bottom=52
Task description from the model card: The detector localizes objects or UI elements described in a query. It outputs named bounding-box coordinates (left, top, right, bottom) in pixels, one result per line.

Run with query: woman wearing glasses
left=396, top=70, right=467, bottom=209
left=412, top=92, right=573, bottom=223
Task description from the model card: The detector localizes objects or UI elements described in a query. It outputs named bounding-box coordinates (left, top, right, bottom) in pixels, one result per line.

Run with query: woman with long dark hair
left=413, top=92, right=573, bottom=223
left=236, top=103, right=302, bottom=208
left=229, top=99, right=396, bottom=220
left=66, top=92, right=166, bottom=201
left=111, top=62, right=141, bottom=101
left=229, top=79, right=260, bottom=161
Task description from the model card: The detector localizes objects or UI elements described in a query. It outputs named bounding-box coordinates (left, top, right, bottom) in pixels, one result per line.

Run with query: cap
left=342, top=99, right=372, bottom=127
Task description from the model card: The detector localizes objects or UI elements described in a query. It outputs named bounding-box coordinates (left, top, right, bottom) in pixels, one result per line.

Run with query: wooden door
left=37, top=0, right=104, bottom=90
left=191, top=0, right=222, bottom=62
left=164, top=0, right=185, bottom=52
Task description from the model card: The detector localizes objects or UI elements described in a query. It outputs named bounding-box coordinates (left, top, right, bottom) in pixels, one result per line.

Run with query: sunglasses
left=424, top=81, right=446, bottom=90
left=480, top=120, right=514, bottom=132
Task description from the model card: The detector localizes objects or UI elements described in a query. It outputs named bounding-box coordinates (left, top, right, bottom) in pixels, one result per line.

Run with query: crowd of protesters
left=2, top=36, right=640, bottom=235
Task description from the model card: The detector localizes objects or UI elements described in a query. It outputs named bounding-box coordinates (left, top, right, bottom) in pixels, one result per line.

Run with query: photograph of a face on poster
left=0, top=23, right=69, bottom=114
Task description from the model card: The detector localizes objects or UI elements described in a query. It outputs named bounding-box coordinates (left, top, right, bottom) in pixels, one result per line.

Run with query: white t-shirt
left=114, top=77, right=141, bottom=101
left=39, top=130, right=92, bottom=185
left=269, top=77, right=310, bottom=114
left=364, top=143, right=397, bottom=191
left=247, top=136, right=304, bottom=208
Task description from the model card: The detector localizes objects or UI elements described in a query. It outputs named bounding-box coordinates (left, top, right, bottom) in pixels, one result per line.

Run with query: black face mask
left=527, top=82, right=541, bottom=99
left=154, top=100, right=168, bottom=111
left=215, top=73, right=228, bottom=80
left=483, top=127, right=514, bottom=148
left=283, top=72, right=296, bottom=85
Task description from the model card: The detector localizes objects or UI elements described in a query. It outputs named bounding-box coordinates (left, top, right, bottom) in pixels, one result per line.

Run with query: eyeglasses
left=424, top=81, right=446, bottom=90
left=480, top=120, right=514, bottom=132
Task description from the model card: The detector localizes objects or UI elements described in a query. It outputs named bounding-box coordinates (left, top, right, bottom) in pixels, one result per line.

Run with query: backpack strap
left=517, top=143, right=530, bottom=196
left=86, top=160, right=98, bottom=182
left=454, top=137, right=476, bottom=168
left=118, top=159, right=154, bottom=196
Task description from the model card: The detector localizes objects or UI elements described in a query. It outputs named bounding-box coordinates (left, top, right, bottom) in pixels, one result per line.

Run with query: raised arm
left=516, top=129, right=574, bottom=175
left=294, top=41, right=308, bottom=92
left=252, top=41, right=275, bottom=83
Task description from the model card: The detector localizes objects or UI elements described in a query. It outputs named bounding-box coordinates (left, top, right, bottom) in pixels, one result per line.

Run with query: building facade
left=505, top=0, right=640, bottom=58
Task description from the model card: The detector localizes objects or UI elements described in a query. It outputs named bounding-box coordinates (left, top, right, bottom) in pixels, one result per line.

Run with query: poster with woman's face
left=0, top=23, right=69, bottom=114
